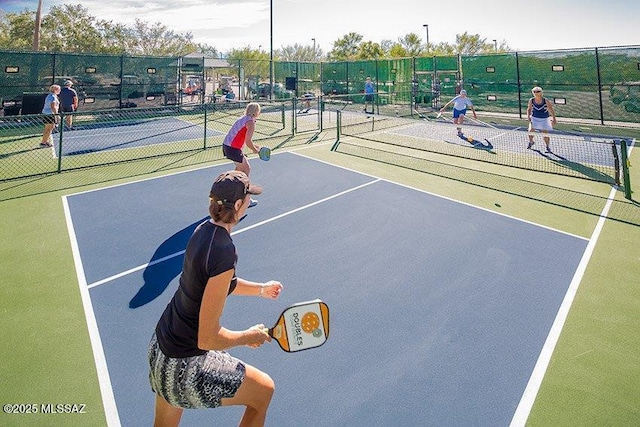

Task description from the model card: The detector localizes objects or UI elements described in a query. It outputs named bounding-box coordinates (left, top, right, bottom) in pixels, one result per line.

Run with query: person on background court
left=364, top=76, right=375, bottom=114
left=439, top=89, right=477, bottom=136
left=148, top=170, right=283, bottom=427
left=40, top=84, right=60, bottom=148
left=526, top=86, right=557, bottom=153
left=59, top=80, right=78, bottom=130
left=300, top=90, right=314, bottom=113
left=222, top=102, right=262, bottom=207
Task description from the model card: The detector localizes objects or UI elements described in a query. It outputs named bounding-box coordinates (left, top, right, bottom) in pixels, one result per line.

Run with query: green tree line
left=0, top=3, right=509, bottom=60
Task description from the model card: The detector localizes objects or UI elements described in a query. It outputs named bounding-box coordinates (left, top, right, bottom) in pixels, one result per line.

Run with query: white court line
left=86, top=177, right=381, bottom=289
left=510, top=142, right=635, bottom=425
left=63, top=123, right=206, bottom=140
left=292, top=150, right=588, bottom=241
left=68, top=173, right=379, bottom=427
left=509, top=184, right=618, bottom=426
left=67, top=146, right=622, bottom=425
left=63, top=196, right=121, bottom=427
left=295, top=147, right=632, bottom=424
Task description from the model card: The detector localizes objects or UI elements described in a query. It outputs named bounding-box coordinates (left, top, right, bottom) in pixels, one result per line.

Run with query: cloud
left=73, top=1, right=267, bottom=26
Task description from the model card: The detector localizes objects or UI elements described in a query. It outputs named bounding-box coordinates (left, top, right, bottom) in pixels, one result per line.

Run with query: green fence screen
left=2, top=46, right=639, bottom=124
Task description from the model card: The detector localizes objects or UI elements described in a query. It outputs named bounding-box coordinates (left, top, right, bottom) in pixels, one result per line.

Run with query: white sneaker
left=249, top=199, right=258, bottom=208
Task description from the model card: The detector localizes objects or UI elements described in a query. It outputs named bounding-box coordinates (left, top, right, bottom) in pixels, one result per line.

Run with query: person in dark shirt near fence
left=59, top=80, right=78, bottom=130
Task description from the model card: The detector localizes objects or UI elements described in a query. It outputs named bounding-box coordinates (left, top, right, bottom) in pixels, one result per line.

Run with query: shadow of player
left=532, top=149, right=616, bottom=185
left=129, top=217, right=208, bottom=308
left=458, top=132, right=495, bottom=151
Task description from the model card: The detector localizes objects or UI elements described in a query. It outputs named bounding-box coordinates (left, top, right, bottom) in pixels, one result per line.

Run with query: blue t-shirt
left=155, top=221, right=238, bottom=358
left=364, top=81, right=375, bottom=95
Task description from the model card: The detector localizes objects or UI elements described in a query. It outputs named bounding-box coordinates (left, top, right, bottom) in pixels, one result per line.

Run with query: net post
left=612, top=141, right=621, bottom=186
left=203, top=104, right=208, bottom=149
left=620, top=139, right=632, bottom=200
left=57, top=114, right=64, bottom=173
left=292, top=97, right=297, bottom=134
left=331, top=110, right=341, bottom=151
left=319, top=96, right=324, bottom=132
left=282, top=102, right=287, bottom=133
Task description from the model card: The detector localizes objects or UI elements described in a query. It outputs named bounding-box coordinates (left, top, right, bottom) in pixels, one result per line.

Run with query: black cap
left=209, top=171, right=262, bottom=204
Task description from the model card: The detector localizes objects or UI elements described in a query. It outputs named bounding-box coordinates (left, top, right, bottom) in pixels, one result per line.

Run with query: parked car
left=256, top=83, right=292, bottom=99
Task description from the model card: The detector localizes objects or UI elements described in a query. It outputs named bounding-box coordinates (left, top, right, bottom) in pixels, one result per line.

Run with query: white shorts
left=529, top=117, right=553, bottom=132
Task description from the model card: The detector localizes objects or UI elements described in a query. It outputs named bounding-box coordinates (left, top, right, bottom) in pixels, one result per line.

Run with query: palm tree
left=33, top=0, right=43, bottom=50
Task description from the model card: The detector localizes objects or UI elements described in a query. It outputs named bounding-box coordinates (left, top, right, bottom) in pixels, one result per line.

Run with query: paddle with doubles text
left=263, top=299, right=330, bottom=352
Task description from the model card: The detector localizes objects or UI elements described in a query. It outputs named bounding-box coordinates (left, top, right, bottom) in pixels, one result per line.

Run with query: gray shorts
left=148, top=333, right=246, bottom=409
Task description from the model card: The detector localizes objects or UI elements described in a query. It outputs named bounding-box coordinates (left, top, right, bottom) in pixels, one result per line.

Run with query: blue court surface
left=55, top=117, right=222, bottom=156
left=64, top=152, right=588, bottom=426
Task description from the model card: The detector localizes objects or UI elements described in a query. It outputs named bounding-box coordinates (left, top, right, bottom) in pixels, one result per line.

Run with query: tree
left=40, top=4, right=108, bottom=53
left=429, top=42, right=457, bottom=56
left=99, top=21, right=132, bottom=54
left=33, top=0, right=43, bottom=50
left=398, top=33, right=423, bottom=57
left=388, top=43, right=408, bottom=58
left=122, top=19, right=197, bottom=56
left=326, top=31, right=511, bottom=60
left=277, top=44, right=322, bottom=62
left=226, top=47, right=270, bottom=82
left=328, top=32, right=363, bottom=60
left=0, top=10, right=36, bottom=50
left=448, top=32, right=511, bottom=55
left=0, top=3, right=207, bottom=56
left=355, top=41, right=384, bottom=60
left=195, top=43, right=219, bottom=59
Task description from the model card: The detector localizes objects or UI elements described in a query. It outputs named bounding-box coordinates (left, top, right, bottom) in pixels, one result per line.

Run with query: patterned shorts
left=148, top=333, right=246, bottom=409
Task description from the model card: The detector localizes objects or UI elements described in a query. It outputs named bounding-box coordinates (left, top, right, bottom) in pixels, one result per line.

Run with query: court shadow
left=533, top=149, right=616, bottom=184
left=129, top=217, right=208, bottom=308
left=454, top=133, right=496, bottom=153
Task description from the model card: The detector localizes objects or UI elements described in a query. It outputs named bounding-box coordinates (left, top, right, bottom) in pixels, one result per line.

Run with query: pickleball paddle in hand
left=258, top=146, right=271, bottom=161
left=265, top=299, right=330, bottom=352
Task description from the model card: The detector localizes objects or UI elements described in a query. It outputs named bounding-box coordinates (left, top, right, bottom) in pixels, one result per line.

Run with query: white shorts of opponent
left=529, top=116, right=553, bottom=132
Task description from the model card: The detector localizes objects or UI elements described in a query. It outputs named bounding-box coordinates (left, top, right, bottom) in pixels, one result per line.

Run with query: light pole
left=493, top=39, right=497, bottom=52
left=423, top=24, right=429, bottom=54
left=269, top=0, right=273, bottom=99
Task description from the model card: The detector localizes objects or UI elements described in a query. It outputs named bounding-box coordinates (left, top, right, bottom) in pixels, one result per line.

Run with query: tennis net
left=333, top=109, right=633, bottom=187
left=0, top=101, right=289, bottom=182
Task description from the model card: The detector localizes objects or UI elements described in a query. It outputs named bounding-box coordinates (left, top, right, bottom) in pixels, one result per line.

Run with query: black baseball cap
left=209, top=171, right=262, bottom=204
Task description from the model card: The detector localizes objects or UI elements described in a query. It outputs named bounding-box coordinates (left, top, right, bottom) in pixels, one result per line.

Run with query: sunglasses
left=533, top=90, right=542, bottom=93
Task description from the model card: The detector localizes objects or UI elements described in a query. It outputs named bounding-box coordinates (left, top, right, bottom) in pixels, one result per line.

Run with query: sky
left=1, top=0, right=639, bottom=54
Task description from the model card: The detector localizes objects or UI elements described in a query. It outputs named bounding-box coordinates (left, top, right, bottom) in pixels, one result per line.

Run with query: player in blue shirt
left=364, top=76, right=375, bottom=114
